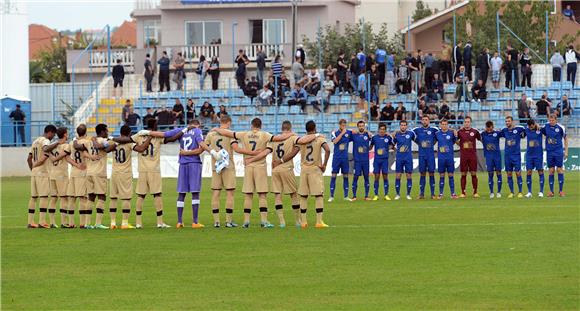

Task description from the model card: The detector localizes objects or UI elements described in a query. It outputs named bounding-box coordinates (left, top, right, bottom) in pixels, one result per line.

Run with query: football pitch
left=2, top=173, right=579, bottom=310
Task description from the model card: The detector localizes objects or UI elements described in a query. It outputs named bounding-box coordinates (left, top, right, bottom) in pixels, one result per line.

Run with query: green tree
left=413, top=0, right=433, bottom=22
left=29, top=44, right=68, bottom=83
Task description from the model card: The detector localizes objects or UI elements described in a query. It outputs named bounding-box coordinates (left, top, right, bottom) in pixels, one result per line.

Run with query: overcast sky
left=24, top=0, right=134, bottom=30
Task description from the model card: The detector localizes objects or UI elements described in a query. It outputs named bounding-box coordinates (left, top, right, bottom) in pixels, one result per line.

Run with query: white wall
left=0, top=1, right=29, bottom=98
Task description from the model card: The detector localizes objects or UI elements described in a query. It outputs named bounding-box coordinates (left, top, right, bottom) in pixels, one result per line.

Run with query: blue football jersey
left=393, top=130, right=416, bottom=158
left=501, top=126, right=526, bottom=156
left=541, top=123, right=566, bottom=155
left=412, top=126, right=438, bottom=158
left=331, top=129, right=352, bottom=160
left=525, top=128, right=543, bottom=158
left=435, top=130, right=456, bottom=158
left=480, top=130, right=502, bottom=158
left=371, top=134, right=393, bottom=160
left=352, top=131, right=371, bottom=162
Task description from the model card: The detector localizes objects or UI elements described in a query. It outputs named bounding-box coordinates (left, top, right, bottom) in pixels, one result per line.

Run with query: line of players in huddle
left=327, top=113, right=568, bottom=201
left=26, top=115, right=330, bottom=229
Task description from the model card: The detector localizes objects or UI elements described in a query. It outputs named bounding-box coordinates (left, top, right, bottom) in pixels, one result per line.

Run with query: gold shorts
left=242, top=165, right=268, bottom=194
left=136, top=172, right=162, bottom=195
left=298, top=167, right=324, bottom=196
left=31, top=176, right=50, bottom=197
left=211, top=167, right=236, bottom=191
left=67, top=176, right=87, bottom=197
left=272, top=168, right=297, bottom=194
left=50, top=177, right=69, bottom=197
left=110, top=172, right=133, bottom=200
left=87, top=176, right=107, bottom=195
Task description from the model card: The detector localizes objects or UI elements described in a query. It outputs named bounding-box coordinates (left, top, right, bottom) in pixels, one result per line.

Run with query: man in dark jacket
left=9, top=104, right=25, bottom=146
left=453, top=41, right=463, bottom=79
left=476, top=48, right=490, bottom=85
left=296, top=44, right=306, bottom=66
left=157, top=51, right=170, bottom=92
left=112, top=59, right=125, bottom=97
left=463, top=41, right=473, bottom=81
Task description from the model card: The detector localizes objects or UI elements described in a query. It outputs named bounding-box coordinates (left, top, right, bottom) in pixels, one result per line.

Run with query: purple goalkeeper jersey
left=165, top=127, right=203, bottom=164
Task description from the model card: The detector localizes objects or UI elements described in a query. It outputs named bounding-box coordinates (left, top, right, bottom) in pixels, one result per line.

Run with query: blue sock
left=549, top=174, right=555, bottom=193
left=449, top=176, right=455, bottom=195
left=177, top=193, right=186, bottom=224
left=539, top=173, right=545, bottom=193
left=330, top=176, right=337, bottom=197
left=406, top=178, right=413, bottom=195
left=395, top=178, right=401, bottom=195
left=508, top=176, right=514, bottom=193
left=343, top=176, right=349, bottom=198
left=526, top=174, right=532, bottom=193
left=558, top=173, right=564, bottom=192
left=497, top=173, right=503, bottom=193
left=439, top=176, right=445, bottom=195
left=352, top=176, right=359, bottom=198
left=429, top=175, right=436, bottom=197
left=373, top=179, right=379, bottom=196
left=364, top=174, right=370, bottom=198
left=487, top=172, right=494, bottom=194
left=192, top=192, right=200, bottom=224
left=383, top=178, right=389, bottom=196
left=517, top=175, right=523, bottom=193
left=419, top=175, right=426, bottom=196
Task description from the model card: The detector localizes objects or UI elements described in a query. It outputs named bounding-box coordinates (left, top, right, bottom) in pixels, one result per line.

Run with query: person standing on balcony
left=565, top=45, right=579, bottom=86
left=296, top=44, right=306, bottom=66
left=173, top=52, right=185, bottom=91
left=550, top=50, right=565, bottom=82
left=158, top=51, right=170, bottom=92
left=112, top=59, right=125, bottom=97
left=235, top=49, right=249, bottom=90
left=197, top=55, right=209, bottom=90
left=144, top=54, right=154, bottom=92
left=256, top=48, right=267, bottom=88
left=208, top=56, right=220, bottom=91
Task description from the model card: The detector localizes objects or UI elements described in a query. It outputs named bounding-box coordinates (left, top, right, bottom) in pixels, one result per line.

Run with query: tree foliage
left=29, top=43, right=68, bottom=83
left=301, top=22, right=404, bottom=68
left=413, top=0, right=433, bottom=22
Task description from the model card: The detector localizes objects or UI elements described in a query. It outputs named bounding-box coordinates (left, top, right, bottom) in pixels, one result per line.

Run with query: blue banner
left=181, top=0, right=289, bottom=4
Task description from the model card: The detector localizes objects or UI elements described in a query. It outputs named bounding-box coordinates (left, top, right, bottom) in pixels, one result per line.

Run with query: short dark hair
left=44, top=125, right=57, bottom=134
left=505, top=116, right=513, bottom=121
left=440, top=119, right=448, bottom=124
left=357, top=120, right=365, bottom=126
left=422, top=115, right=429, bottom=120
left=305, top=120, right=316, bottom=132
left=76, top=124, right=87, bottom=136
left=120, top=125, right=132, bottom=136
left=400, top=120, right=408, bottom=125
left=146, top=118, right=157, bottom=130
left=378, top=122, right=386, bottom=130
left=146, top=53, right=150, bottom=57
left=282, top=120, right=292, bottom=131
left=220, top=115, right=231, bottom=124
left=116, top=59, right=122, bottom=63
left=527, top=119, right=536, bottom=126
left=251, top=118, right=262, bottom=129
left=95, top=123, right=108, bottom=135
left=56, top=127, right=67, bottom=138
left=465, top=116, right=472, bottom=121
left=485, top=120, right=494, bottom=128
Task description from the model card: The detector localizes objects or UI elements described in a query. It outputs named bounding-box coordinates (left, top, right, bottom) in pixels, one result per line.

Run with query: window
left=143, top=19, right=160, bottom=46
left=249, top=19, right=286, bottom=44
left=185, top=21, right=222, bottom=45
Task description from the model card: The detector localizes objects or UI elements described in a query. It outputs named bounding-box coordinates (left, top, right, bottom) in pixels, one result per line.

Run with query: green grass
left=2, top=173, right=579, bottom=310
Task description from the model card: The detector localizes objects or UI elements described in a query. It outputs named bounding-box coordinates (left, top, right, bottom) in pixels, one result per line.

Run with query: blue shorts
left=526, top=156, right=543, bottom=171
left=504, top=155, right=522, bottom=172
left=396, top=157, right=413, bottom=174
left=354, top=161, right=369, bottom=177
left=546, top=153, right=563, bottom=168
left=485, top=155, right=502, bottom=172
left=418, top=155, right=436, bottom=173
left=373, top=158, right=389, bottom=174
left=331, top=157, right=349, bottom=174
left=438, top=157, right=455, bottom=174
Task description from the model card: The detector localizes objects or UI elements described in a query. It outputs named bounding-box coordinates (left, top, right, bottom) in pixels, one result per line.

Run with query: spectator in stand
left=441, top=42, right=453, bottom=83
left=112, top=59, right=125, bottom=97
left=431, top=73, right=444, bottom=100
left=217, top=105, right=228, bottom=118
left=322, top=73, right=335, bottom=96
left=172, top=99, right=185, bottom=125
left=463, top=41, right=473, bottom=81
left=366, top=52, right=375, bottom=74
left=357, top=48, right=366, bottom=72
left=155, top=107, right=175, bottom=129
left=296, top=44, right=306, bottom=66
left=122, top=99, right=131, bottom=123
left=555, top=94, right=573, bottom=126
left=395, top=59, right=411, bottom=94
left=197, top=55, right=209, bottom=90
left=476, top=48, right=490, bottom=85
left=370, top=101, right=379, bottom=121
left=424, top=52, right=435, bottom=90
left=417, top=100, right=428, bottom=119
left=305, top=68, right=321, bottom=95
left=520, top=47, right=532, bottom=88
left=565, top=45, right=579, bottom=86
left=336, top=50, right=348, bottom=95
left=292, top=56, right=304, bottom=84
left=350, top=53, right=359, bottom=94
left=208, top=56, right=220, bottom=91
left=357, top=69, right=367, bottom=112
left=235, top=49, right=250, bottom=90
left=143, top=108, right=156, bottom=126
left=453, top=41, right=463, bottom=79
left=8, top=104, right=25, bottom=146
left=157, top=51, right=170, bottom=92
left=186, top=98, right=196, bottom=121
left=245, top=76, right=260, bottom=103
left=490, top=51, right=503, bottom=89
left=199, top=101, right=216, bottom=124
left=279, top=74, right=291, bottom=96
left=258, top=84, right=273, bottom=106
left=409, top=51, right=422, bottom=91
left=455, top=65, right=469, bottom=107
left=369, top=64, right=380, bottom=103
left=431, top=53, right=441, bottom=83
left=386, top=52, right=396, bottom=94
left=550, top=50, right=565, bottom=82
left=426, top=104, right=439, bottom=121
left=518, top=94, right=531, bottom=121
left=256, top=48, right=267, bottom=87
left=505, top=53, right=517, bottom=89
left=324, top=64, right=337, bottom=85
left=536, top=93, right=552, bottom=117
left=439, top=101, right=454, bottom=120
left=375, top=47, right=386, bottom=85
left=144, top=54, right=154, bottom=92
left=173, top=52, right=185, bottom=90
left=563, top=4, right=578, bottom=23
left=471, top=79, right=487, bottom=102
left=126, top=106, right=141, bottom=133
left=380, top=101, right=395, bottom=123
left=271, top=55, right=284, bottom=103
left=506, top=43, right=520, bottom=86
left=288, top=83, right=309, bottom=112
left=395, top=102, right=407, bottom=121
